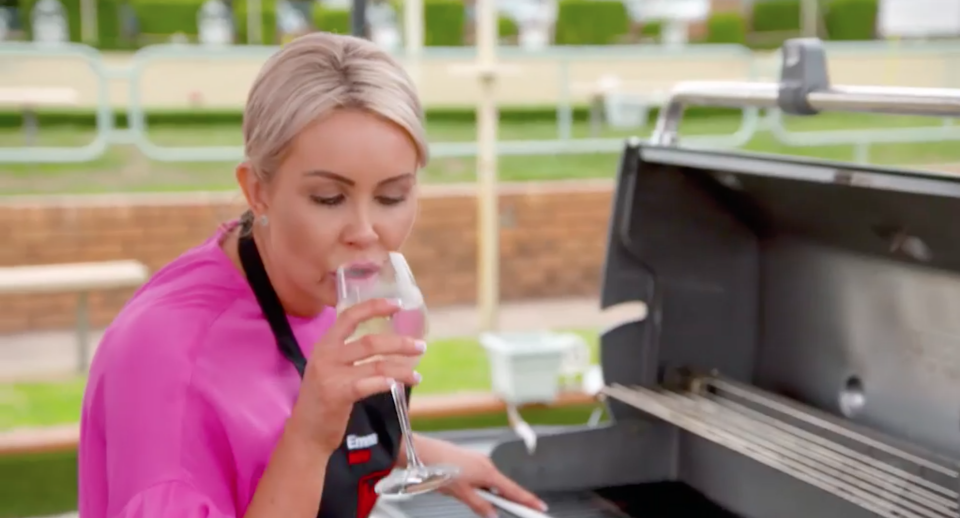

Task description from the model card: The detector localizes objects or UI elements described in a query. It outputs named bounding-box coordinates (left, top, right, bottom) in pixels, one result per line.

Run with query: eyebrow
left=303, top=170, right=414, bottom=186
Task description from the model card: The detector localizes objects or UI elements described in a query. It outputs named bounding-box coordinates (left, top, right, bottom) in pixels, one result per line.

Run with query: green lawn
left=1, top=330, right=600, bottom=433
left=2, top=112, right=960, bottom=194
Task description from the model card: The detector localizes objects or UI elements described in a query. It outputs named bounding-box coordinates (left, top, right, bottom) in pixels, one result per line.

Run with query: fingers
left=352, top=376, right=401, bottom=401
left=323, top=298, right=400, bottom=345
left=454, top=487, right=498, bottom=518
left=351, top=357, right=422, bottom=388
left=341, top=334, right=426, bottom=365
left=488, top=472, right=548, bottom=513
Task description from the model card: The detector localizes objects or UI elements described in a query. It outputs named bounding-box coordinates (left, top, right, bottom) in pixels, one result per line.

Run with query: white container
left=479, top=332, right=586, bottom=405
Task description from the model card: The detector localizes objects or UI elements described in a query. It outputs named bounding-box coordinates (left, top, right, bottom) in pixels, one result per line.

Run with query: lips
left=336, top=260, right=382, bottom=281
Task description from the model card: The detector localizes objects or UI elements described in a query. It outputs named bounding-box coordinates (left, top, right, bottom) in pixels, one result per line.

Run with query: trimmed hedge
left=312, top=5, right=350, bottom=35
left=0, top=105, right=743, bottom=131
left=96, top=0, right=125, bottom=49
left=421, top=0, right=464, bottom=46
left=823, top=0, right=877, bottom=40
left=751, top=0, right=802, bottom=33
left=130, top=0, right=203, bottom=38
left=233, top=0, right=278, bottom=44
left=554, top=0, right=629, bottom=45
left=311, top=1, right=464, bottom=46
left=14, top=0, right=881, bottom=50
left=0, top=451, right=78, bottom=518
left=750, top=0, right=878, bottom=41
left=705, top=11, right=747, bottom=45
left=498, top=15, right=518, bottom=41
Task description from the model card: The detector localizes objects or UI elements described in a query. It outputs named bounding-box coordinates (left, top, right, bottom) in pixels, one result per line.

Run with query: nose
left=343, top=208, right=379, bottom=249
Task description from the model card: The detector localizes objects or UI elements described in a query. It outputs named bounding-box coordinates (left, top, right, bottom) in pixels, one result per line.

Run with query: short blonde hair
left=242, top=32, right=428, bottom=182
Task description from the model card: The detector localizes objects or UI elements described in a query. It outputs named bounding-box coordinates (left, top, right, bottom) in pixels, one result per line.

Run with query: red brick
left=1, top=183, right=613, bottom=333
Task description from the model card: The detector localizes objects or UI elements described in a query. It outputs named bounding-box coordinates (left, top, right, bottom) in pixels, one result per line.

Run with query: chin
left=316, top=282, right=338, bottom=309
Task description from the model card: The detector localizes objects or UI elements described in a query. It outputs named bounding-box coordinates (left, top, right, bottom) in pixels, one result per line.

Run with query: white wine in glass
left=336, top=252, right=459, bottom=498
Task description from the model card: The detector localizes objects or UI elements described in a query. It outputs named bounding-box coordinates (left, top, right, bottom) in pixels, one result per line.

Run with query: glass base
left=374, top=464, right=460, bottom=498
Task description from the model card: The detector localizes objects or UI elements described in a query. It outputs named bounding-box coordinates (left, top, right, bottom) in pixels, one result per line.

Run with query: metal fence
left=3, top=40, right=960, bottom=165
left=0, top=42, right=760, bottom=164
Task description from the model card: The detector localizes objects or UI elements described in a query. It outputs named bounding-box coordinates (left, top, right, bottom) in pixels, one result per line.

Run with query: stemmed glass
left=336, top=252, right=460, bottom=498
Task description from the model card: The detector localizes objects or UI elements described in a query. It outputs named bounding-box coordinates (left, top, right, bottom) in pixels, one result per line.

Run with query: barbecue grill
left=386, top=37, right=960, bottom=518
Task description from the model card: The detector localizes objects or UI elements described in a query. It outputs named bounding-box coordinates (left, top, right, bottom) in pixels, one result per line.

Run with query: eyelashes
left=311, top=195, right=344, bottom=206
left=310, top=195, right=406, bottom=207
left=377, top=196, right=407, bottom=206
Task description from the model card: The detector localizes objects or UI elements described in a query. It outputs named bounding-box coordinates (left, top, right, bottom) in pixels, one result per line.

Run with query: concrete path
left=0, top=297, right=647, bottom=381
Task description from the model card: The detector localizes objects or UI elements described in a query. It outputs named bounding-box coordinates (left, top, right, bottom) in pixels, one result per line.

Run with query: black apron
left=238, top=230, right=411, bottom=518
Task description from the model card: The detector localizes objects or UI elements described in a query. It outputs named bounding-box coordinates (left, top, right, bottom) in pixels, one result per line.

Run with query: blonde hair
left=242, top=32, right=428, bottom=182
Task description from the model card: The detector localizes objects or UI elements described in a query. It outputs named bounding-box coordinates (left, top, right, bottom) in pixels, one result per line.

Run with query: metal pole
left=247, top=0, right=262, bottom=44
left=80, top=0, right=97, bottom=44
left=476, top=0, right=500, bottom=331
left=404, top=0, right=424, bottom=89
left=352, top=0, right=367, bottom=38
left=76, top=292, right=89, bottom=373
left=801, top=0, right=818, bottom=38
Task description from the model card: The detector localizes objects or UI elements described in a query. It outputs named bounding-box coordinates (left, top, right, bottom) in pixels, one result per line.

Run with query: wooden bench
left=0, top=260, right=150, bottom=373
left=0, top=87, right=79, bottom=146
left=0, top=390, right=599, bottom=457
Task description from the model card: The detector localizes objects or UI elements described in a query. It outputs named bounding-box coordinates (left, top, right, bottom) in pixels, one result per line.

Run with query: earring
left=258, top=214, right=269, bottom=227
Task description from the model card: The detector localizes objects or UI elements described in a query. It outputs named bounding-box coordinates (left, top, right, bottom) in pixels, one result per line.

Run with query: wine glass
left=336, top=252, right=460, bottom=498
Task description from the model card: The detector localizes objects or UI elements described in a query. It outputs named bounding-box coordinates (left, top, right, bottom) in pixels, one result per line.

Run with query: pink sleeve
left=98, top=311, right=238, bottom=517
left=113, top=480, right=234, bottom=518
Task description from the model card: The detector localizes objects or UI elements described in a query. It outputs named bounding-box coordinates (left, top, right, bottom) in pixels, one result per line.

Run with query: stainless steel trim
left=651, top=82, right=960, bottom=147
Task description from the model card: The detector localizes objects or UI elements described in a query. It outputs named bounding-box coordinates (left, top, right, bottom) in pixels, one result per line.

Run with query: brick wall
left=0, top=181, right=614, bottom=334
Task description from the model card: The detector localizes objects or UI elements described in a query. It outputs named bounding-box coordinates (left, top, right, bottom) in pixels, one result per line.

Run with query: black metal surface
left=612, top=145, right=960, bottom=459
left=388, top=482, right=737, bottom=518
left=490, top=142, right=960, bottom=518
left=490, top=422, right=676, bottom=493
left=387, top=489, right=629, bottom=518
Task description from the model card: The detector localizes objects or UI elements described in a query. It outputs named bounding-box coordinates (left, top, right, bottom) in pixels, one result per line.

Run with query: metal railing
left=0, top=42, right=113, bottom=163
left=6, top=40, right=960, bottom=167
left=0, top=42, right=760, bottom=164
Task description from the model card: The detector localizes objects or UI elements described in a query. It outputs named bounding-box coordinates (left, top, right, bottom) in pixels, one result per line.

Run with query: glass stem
left=390, top=380, right=422, bottom=468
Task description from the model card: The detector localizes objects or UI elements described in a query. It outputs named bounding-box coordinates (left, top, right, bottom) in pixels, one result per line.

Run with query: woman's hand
left=415, top=435, right=548, bottom=518
left=288, top=298, right=426, bottom=454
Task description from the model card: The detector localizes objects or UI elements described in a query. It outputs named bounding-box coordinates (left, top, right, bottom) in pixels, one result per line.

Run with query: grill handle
left=651, top=38, right=960, bottom=146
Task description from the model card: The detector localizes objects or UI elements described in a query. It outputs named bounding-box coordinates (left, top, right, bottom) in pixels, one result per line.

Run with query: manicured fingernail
left=538, top=501, right=549, bottom=511
left=385, top=298, right=402, bottom=308
left=414, top=340, right=427, bottom=352
left=413, top=371, right=423, bottom=383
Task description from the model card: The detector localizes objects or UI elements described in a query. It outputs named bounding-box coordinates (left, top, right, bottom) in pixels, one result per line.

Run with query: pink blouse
left=79, top=225, right=338, bottom=517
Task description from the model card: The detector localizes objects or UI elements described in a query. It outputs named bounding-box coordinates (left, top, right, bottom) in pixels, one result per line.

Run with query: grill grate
left=604, top=378, right=959, bottom=518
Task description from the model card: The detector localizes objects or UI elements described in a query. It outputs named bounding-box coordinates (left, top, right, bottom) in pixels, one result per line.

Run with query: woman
left=77, top=32, right=548, bottom=518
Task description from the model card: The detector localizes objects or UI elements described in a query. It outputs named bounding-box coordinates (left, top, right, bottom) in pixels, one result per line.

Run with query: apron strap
left=237, top=228, right=308, bottom=378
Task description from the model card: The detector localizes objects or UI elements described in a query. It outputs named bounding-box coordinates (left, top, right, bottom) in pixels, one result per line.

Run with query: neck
left=223, top=225, right=323, bottom=318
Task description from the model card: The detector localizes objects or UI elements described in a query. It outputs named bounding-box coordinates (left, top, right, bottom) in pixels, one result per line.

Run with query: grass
left=1, top=329, right=600, bottom=433
left=3, top=112, right=960, bottom=194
